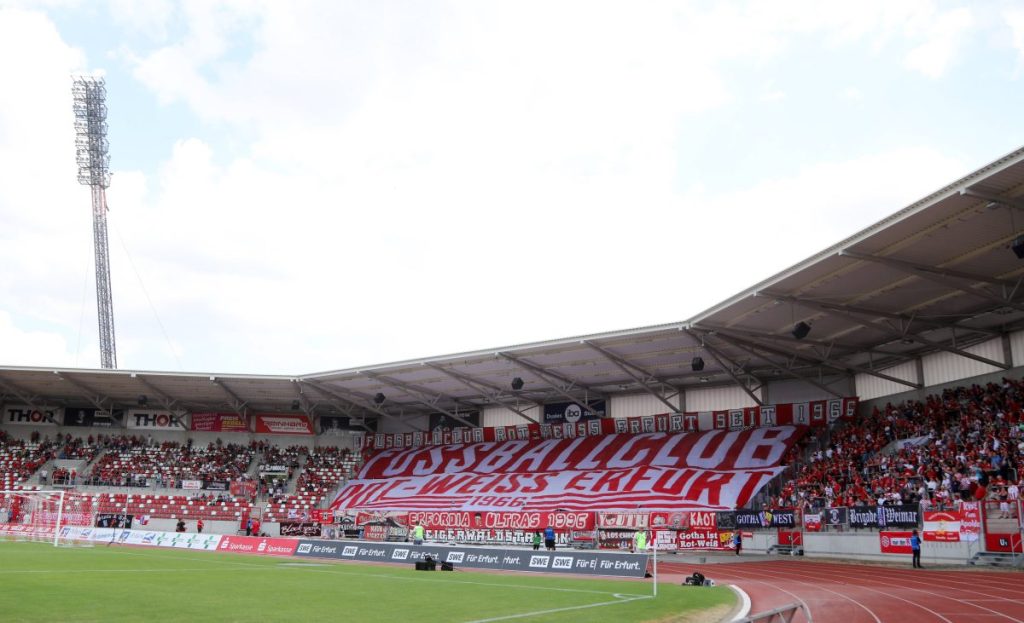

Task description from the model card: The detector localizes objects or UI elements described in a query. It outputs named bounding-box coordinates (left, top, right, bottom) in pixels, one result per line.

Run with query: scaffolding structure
left=72, top=76, right=117, bottom=369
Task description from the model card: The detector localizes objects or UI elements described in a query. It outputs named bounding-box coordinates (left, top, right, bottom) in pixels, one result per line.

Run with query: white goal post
left=0, top=490, right=97, bottom=546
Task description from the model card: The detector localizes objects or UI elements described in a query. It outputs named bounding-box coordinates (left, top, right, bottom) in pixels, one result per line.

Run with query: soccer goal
left=0, top=490, right=96, bottom=546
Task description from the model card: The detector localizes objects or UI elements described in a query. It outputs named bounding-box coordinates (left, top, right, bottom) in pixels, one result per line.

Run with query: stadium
left=3, top=6, right=1024, bottom=623
left=3, top=146, right=1024, bottom=621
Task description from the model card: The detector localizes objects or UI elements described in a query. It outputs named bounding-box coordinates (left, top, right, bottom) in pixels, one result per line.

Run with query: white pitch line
left=0, top=567, right=277, bottom=574
left=463, top=593, right=652, bottom=623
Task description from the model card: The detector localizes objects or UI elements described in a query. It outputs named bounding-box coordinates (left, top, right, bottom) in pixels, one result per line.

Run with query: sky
left=1, top=1, right=1024, bottom=376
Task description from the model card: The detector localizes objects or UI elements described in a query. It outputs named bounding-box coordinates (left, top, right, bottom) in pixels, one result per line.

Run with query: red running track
left=659, top=559, right=1024, bottom=623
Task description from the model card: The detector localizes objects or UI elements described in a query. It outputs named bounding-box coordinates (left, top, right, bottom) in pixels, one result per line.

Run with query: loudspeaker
left=1013, top=236, right=1024, bottom=259
left=691, top=357, right=705, bottom=372
left=511, top=377, right=524, bottom=391
left=441, top=562, right=454, bottom=571
left=792, top=322, right=811, bottom=340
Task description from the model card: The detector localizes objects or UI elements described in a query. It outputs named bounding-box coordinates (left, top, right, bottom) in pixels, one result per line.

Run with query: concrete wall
left=745, top=531, right=975, bottom=565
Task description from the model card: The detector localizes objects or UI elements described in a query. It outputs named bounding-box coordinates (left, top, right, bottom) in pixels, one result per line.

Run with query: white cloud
left=904, top=7, right=974, bottom=78
left=841, top=87, right=864, bottom=101
left=1006, top=8, right=1024, bottom=67
left=0, top=2, right=1011, bottom=375
left=0, top=310, right=84, bottom=367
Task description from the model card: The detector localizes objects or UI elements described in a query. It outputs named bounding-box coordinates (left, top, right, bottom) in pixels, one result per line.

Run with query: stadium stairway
left=968, top=551, right=1024, bottom=568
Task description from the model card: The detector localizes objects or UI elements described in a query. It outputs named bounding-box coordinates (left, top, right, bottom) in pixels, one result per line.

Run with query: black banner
left=280, top=522, right=322, bottom=537
left=95, top=513, right=133, bottom=529
left=848, top=505, right=920, bottom=528
left=63, top=408, right=119, bottom=428
left=429, top=412, right=480, bottom=431
left=735, top=509, right=797, bottom=528
left=716, top=511, right=737, bottom=530
left=320, top=415, right=377, bottom=433
left=824, top=507, right=848, bottom=526
left=543, top=400, right=606, bottom=424
left=293, top=539, right=648, bottom=578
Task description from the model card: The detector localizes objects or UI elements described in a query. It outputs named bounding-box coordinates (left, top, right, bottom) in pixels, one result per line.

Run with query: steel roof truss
left=772, top=293, right=1010, bottom=371
left=54, top=372, right=120, bottom=416
left=706, top=326, right=922, bottom=390
left=840, top=251, right=1024, bottom=313
left=296, top=381, right=373, bottom=432
left=0, top=376, right=50, bottom=418
left=423, top=363, right=539, bottom=424
left=497, top=353, right=605, bottom=414
left=365, top=373, right=480, bottom=429
left=684, top=330, right=764, bottom=406
left=582, top=341, right=680, bottom=412
left=706, top=333, right=844, bottom=398
left=303, top=379, right=426, bottom=433
left=209, top=378, right=249, bottom=416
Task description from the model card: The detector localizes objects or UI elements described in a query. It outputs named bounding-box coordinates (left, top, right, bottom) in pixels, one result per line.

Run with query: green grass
left=0, top=542, right=733, bottom=622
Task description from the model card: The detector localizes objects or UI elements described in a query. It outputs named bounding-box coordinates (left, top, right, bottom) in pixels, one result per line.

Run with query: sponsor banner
left=824, top=507, right=848, bottom=526
left=923, top=511, right=961, bottom=542
left=362, top=398, right=855, bottom=450
left=126, top=410, right=188, bottom=430
left=959, top=502, right=981, bottom=542
left=338, top=427, right=801, bottom=512
left=62, top=407, right=119, bottom=428
left=3, top=405, right=59, bottom=426
left=425, top=529, right=573, bottom=547
left=115, top=530, right=223, bottom=550
left=543, top=400, right=606, bottom=424
left=320, top=415, right=374, bottom=433
left=407, top=511, right=594, bottom=532
left=879, top=530, right=914, bottom=554
left=279, top=522, right=322, bottom=537
left=203, top=481, right=228, bottom=491
left=293, top=539, right=649, bottom=578
left=254, top=414, right=314, bottom=435
left=181, top=480, right=202, bottom=490
left=735, top=509, right=797, bottom=528
left=191, top=412, right=248, bottom=433
left=849, top=505, right=920, bottom=529
left=649, top=511, right=717, bottom=531
left=216, top=535, right=298, bottom=556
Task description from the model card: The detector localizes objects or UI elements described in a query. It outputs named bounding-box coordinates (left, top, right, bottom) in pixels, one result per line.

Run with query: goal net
left=0, top=491, right=96, bottom=546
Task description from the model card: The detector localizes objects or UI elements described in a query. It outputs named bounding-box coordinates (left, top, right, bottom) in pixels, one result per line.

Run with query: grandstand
left=4, top=147, right=1024, bottom=622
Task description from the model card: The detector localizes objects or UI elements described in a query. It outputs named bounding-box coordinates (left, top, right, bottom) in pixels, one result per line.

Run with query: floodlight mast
left=72, top=76, right=117, bottom=369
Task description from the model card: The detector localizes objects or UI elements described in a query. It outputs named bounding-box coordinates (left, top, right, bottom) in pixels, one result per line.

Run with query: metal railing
left=735, top=602, right=812, bottom=623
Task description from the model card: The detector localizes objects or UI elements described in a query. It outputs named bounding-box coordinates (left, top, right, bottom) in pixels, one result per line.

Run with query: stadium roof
left=4, top=146, right=1024, bottom=431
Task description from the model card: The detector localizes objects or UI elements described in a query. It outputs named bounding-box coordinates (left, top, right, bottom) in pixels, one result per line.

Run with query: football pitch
left=0, top=542, right=734, bottom=622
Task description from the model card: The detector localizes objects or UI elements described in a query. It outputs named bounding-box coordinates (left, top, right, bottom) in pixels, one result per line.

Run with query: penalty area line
left=462, top=593, right=653, bottom=623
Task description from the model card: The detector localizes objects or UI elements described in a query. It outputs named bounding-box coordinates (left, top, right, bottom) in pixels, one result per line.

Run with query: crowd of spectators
left=87, top=437, right=254, bottom=488
left=0, top=431, right=54, bottom=489
left=295, top=447, right=357, bottom=496
left=777, top=378, right=1024, bottom=515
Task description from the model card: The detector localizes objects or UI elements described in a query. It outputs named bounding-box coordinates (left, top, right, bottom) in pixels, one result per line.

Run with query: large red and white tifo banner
left=332, top=426, right=803, bottom=512
left=254, top=414, right=314, bottom=435
left=364, top=398, right=856, bottom=450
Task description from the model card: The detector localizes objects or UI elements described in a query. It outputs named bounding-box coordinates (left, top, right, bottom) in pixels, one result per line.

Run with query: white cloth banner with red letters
left=332, top=427, right=802, bottom=512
